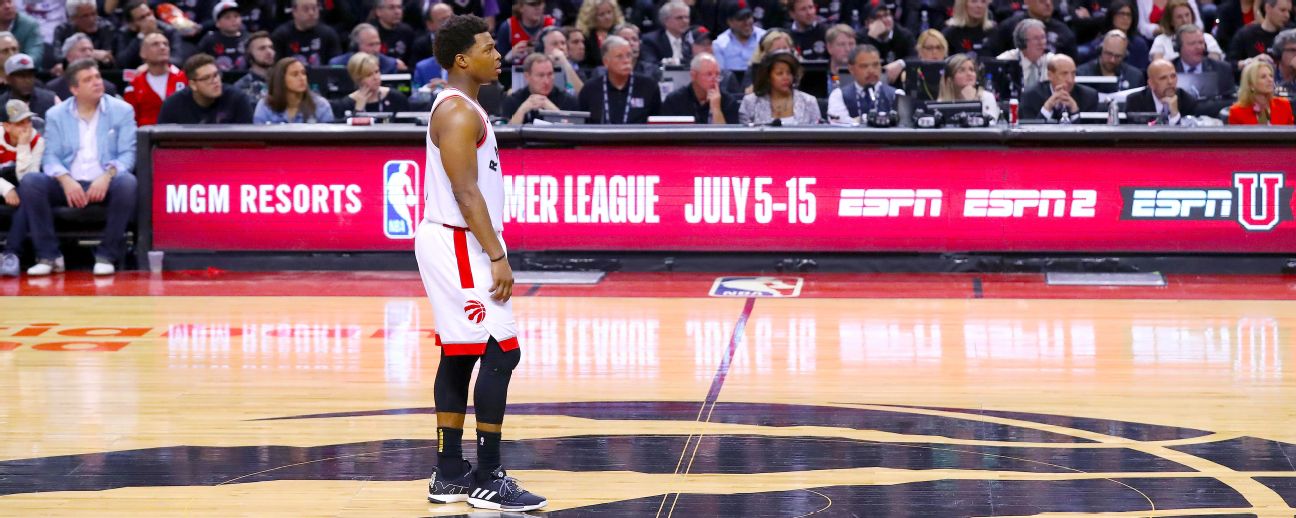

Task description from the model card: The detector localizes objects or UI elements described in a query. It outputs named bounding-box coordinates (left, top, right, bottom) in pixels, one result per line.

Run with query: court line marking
left=660, top=297, right=756, bottom=518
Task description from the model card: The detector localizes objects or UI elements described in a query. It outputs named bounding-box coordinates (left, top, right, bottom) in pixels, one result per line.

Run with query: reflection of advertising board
left=151, top=147, right=1296, bottom=252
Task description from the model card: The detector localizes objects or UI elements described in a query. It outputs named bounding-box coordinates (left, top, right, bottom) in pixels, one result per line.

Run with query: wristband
left=490, top=253, right=506, bottom=262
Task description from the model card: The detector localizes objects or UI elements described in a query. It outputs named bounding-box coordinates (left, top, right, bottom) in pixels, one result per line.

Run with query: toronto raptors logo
left=1234, top=172, right=1284, bottom=231
left=464, top=300, right=486, bottom=324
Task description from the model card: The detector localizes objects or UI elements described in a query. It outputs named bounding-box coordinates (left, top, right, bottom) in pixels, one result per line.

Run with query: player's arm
left=434, top=98, right=513, bottom=302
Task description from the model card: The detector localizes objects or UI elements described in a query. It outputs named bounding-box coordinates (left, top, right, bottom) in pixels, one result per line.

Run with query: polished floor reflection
left=1, top=273, right=1295, bottom=517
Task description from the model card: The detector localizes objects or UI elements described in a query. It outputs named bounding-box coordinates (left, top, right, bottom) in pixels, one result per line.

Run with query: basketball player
left=419, top=14, right=546, bottom=512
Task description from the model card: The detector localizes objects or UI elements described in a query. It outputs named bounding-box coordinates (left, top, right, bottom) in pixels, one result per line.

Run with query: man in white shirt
left=997, top=19, right=1052, bottom=91
left=641, top=1, right=692, bottom=67
left=826, top=45, right=901, bottom=124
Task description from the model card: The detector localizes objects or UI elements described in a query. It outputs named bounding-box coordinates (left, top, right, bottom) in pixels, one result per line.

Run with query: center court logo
left=1121, top=172, right=1292, bottom=231
left=383, top=161, right=421, bottom=239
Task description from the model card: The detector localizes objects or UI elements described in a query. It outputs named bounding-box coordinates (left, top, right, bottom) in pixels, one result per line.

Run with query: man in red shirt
left=123, top=32, right=188, bottom=126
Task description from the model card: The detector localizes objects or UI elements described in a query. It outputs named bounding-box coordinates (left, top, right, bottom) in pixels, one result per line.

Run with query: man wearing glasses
left=158, top=53, right=254, bottom=124
left=1274, top=29, right=1296, bottom=98
left=1076, top=30, right=1144, bottom=91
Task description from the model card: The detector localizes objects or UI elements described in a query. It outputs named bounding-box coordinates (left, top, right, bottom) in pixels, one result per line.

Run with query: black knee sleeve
left=474, top=338, right=520, bottom=424
left=433, top=352, right=478, bottom=414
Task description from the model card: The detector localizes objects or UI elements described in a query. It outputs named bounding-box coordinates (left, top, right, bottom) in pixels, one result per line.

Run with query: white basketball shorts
left=415, top=221, right=519, bottom=356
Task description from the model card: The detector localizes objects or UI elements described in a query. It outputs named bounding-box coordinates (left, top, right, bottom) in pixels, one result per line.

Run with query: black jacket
left=1020, top=81, right=1100, bottom=121
left=1124, top=86, right=1199, bottom=118
left=1075, top=59, right=1145, bottom=91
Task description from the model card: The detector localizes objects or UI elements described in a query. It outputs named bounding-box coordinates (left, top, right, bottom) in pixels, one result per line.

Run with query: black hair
left=64, top=58, right=99, bottom=88
left=434, top=14, right=491, bottom=70
left=753, top=51, right=802, bottom=96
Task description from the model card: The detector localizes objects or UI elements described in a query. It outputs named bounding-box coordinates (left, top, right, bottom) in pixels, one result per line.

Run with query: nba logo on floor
left=709, top=276, right=804, bottom=297
left=383, top=161, right=421, bottom=239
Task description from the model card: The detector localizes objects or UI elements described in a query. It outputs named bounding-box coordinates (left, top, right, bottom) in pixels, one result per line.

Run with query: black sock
left=437, top=427, right=465, bottom=478
left=476, top=430, right=502, bottom=481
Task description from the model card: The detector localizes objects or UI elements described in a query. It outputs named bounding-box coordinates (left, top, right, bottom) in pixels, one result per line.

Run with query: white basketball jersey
left=423, top=88, right=503, bottom=231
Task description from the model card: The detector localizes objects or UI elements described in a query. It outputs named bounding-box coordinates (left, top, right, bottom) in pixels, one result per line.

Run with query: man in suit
left=1172, top=24, right=1236, bottom=117
left=1125, top=59, right=1199, bottom=124
left=1076, top=30, right=1145, bottom=92
left=1021, top=54, right=1100, bottom=122
left=641, top=1, right=695, bottom=67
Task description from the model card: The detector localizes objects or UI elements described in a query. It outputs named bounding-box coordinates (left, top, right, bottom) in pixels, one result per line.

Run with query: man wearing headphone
left=534, top=26, right=585, bottom=92
left=1076, top=30, right=1145, bottom=92
left=1172, top=24, right=1236, bottom=102
left=329, top=23, right=406, bottom=72
left=1227, top=0, right=1291, bottom=69
left=996, top=18, right=1053, bottom=91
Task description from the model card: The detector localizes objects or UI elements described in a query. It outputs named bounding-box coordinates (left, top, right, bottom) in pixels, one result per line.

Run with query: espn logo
left=383, top=160, right=421, bottom=239
left=838, top=189, right=942, bottom=217
left=963, top=189, right=1098, bottom=218
left=1121, top=172, right=1292, bottom=231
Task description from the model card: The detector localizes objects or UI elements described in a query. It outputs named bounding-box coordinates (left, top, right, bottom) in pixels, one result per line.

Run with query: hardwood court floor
left=2, top=272, right=1296, bottom=517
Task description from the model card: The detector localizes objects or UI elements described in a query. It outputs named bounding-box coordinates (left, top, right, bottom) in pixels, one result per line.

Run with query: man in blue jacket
left=22, top=59, right=137, bottom=276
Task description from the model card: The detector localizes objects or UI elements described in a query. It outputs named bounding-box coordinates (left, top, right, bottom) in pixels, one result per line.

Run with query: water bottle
left=1107, top=99, right=1120, bottom=125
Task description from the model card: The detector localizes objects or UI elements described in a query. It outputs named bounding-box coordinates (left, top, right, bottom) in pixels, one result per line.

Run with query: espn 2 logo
left=1121, top=172, right=1291, bottom=231
left=383, top=161, right=421, bottom=239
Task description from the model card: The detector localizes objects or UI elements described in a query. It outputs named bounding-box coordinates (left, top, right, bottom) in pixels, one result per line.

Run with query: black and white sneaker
left=467, top=468, right=547, bottom=512
left=427, top=461, right=476, bottom=503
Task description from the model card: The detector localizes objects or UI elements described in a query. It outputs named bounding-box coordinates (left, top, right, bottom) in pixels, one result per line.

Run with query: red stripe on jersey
left=435, top=334, right=488, bottom=356
left=474, top=109, right=489, bottom=148
left=453, top=227, right=474, bottom=289
left=498, top=336, right=520, bottom=352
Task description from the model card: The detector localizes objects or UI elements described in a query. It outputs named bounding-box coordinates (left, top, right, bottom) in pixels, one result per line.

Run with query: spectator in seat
left=986, top=0, right=1077, bottom=58
left=0, top=32, right=18, bottom=93
left=1228, top=0, right=1292, bottom=71
left=740, top=50, right=821, bottom=124
left=1229, top=59, right=1294, bottom=123
left=504, top=53, right=579, bottom=123
left=1021, top=53, right=1100, bottom=122
left=1077, top=30, right=1145, bottom=91
left=27, top=59, right=137, bottom=276
left=272, top=0, right=343, bottom=66
left=497, top=0, right=554, bottom=66
left=233, top=31, right=276, bottom=105
left=997, top=18, right=1054, bottom=91
left=576, top=0, right=624, bottom=69
left=372, top=0, right=417, bottom=65
left=410, top=2, right=454, bottom=65
left=536, top=26, right=585, bottom=92
left=577, top=35, right=661, bottom=123
left=198, top=1, right=249, bottom=72
left=714, top=6, right=765, bottom=73
left=564, top=26, right=588, bottom=67
left=787, top=0, right=828, bottom=62
left=47, top=34, right=119, bottom=99
left=0, top=0, right=40, bottom=69
left=1276, top=29, right=1296, bottom=95
left=661, top=52, right=739, bottom=123
left=1126, top=59, right=1199, bottom=124
left=1149, top=0, right=1223, bottom=62
left=641, top=1, right=693, bottom=67
left=123, top=32, right=189, bottom=127
left=158, top=53, right=254, bottom=124
left=1077, top=0, right=1150, bottom=70
left=1172, top=25, right=1237, bottom=97
left=827, top=45, right=899, bottom=124
left=0, top=54, right=57, bottom=118
left=861, top=1, right=916, bottom=64
left=115, top=0, right=188, bottom=71
left=54, top=0, right=117, bottom=68
left=0, top=99, right=44, bottom=277
left=826, top=24, right=857, bottom=75
left=254, top=57, right=335, bottom=123
left=613, top=23, right=660, bottom=79
left=938, top=52, right=1002, bottom=119
left=332, top=52, right=411, bottom=117
left=943, top=0, right=996, bottom=55
left=331, top=24, right=405, bottom=73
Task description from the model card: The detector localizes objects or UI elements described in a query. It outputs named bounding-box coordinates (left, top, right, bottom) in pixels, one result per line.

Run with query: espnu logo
left=1122, top=172, right=1293, bottom=231
left=383, top=161, right=421, bottom=239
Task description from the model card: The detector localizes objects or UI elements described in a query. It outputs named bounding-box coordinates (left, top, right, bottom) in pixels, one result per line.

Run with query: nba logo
left=709, top=277, right=804, bottom=298
left=383, top=161, right=421, bottom=239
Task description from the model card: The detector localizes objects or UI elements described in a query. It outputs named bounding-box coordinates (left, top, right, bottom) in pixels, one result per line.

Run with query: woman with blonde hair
left=1228, top=60, right=1294, bottom=125
left=333, top=52, right=411, bottom=118
left=576, top=0, right=623, bottom=68
left=943, top=0, right=995, bottom=54
left=721, top=29, right=796, bottom=94
left=937, top=53, right=1000, bottom=120
left=1148, top=0, right=1223, bottom=61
